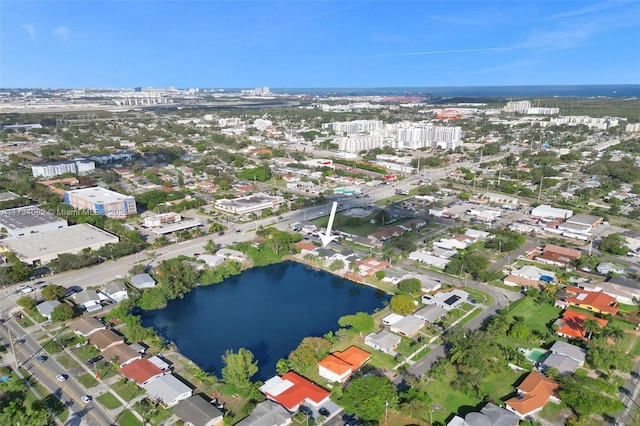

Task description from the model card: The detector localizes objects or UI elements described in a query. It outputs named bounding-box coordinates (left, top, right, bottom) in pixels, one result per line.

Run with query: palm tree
left=602, top=324, right=625, bottom=342
left=583, top=318, right=602, bottom=340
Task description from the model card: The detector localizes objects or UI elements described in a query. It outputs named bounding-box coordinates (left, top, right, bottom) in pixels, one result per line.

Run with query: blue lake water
left=141, top=261, right=389, bottom=379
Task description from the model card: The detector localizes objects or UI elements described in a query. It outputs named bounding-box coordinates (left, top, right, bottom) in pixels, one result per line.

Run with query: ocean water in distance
left=141, top=261, right=389, bottom=380
left=260, top=84, right=640, bottom=98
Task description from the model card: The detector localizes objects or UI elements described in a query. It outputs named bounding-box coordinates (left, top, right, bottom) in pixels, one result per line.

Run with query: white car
left=81, top=395, right=92, bottom=403
left=55, top=375, right=66, bottom=382
left=19, top=286, right=34, bottom=294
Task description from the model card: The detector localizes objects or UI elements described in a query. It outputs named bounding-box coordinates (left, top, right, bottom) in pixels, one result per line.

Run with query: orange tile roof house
left=120, top=359, right=164, bottom=385
left=317, top=346, right=371, bottom=383
left=260, top=372, right=330, bottom=412
left=505, top=372, right=560, bottom=418
left=544, top=245, right=581, bottom=260
left=554, top=309, right=608, bottom=340
left=565, top=286, right=619, bottom=315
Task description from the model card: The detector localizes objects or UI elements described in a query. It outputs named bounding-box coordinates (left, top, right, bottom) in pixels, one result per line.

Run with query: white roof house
left=143, top=374, right=193, bottom=407
left=408, top=251, right=450, bottom=269
left=531, top=205, right=573, bottom=220
left=36, top=300, right=61, bottom=319
left=382, top=313, right=404, bottom=326
left=389, top=316, right=424, bottom=337
left=421, top=289, right=469, bottom=311
left=364, top=330, right=401, bottom=354
left=413, top=305, right=448, bottom=323
left=131, top=273, right=156, bottom=289
left=512, top=265, right=556, bottom=281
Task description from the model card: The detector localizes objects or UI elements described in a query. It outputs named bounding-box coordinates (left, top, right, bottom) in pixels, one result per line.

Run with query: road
left=617, top=359, right=640, bottom=426
left=408, top=280, right=523, bottom=378
left=0, top=317, right=114, bottom=426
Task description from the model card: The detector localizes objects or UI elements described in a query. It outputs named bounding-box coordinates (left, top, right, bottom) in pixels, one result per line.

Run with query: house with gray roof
left=68, top=317, right=106, bottom=337
left=236, top=400, right=291, bottom=426
left=73, top=289, right=102, bottom=312
left=364, top=330, right=401, bottom=354
left=197, top=254, right=225, bottom=267
left=143, top=374, right=193, bottom=407
left=36, top=300, right=61, bottom=319
left=103, top=280, right=128, bottom=301
left=413, top=305, right=447, bottom=323
left=390, top=316, right=424, bottom=337
left=540, top=341, right=586, bottom=376
left=131, top=273, right=156, bottom=289
left=447, top=402, right=519, bottom=426
left=173, top=395, right=224, bottom=426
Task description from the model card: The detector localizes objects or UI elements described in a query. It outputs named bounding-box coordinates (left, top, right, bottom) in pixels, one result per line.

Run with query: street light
left=429, top=409, right=434, bottom=425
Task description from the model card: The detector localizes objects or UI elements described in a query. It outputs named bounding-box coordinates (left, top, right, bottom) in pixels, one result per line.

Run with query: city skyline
left=1, top=1, right=639, bottom=89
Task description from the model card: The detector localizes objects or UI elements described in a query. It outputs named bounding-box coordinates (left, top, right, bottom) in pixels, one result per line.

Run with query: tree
left=598, top=233, right=629, bottom=255
left=204, top=239, right=217, bottom=254
left=221, top=348, right=259, bottom=397
left=390, top=294, right=415, bottom=315
left=16, top=296, right=36, bottom=310
left=601, top=324, right=624, bottom=343
left=583, top=318, right=602, bottom=340
left=51, top=303, right=76, bottom=321
left=339, top=376, right=396, bottom=421
left=329, top=259, right=345, bottom=271
left=41, top=284, right=66, bottom=301
left=397, top=278, right=421, bottom=295
left=288, top=337, right=331, bottom=372
left=275, top=358, right=290, bottom=375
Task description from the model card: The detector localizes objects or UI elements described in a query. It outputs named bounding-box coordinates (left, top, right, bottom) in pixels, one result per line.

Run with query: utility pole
left=537, top=177, right=544, bottom=203
left=7, top=326, right=19, bottom=370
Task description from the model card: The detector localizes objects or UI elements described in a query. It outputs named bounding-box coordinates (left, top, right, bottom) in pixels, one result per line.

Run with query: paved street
left=617, top=359, right=640, bottom=426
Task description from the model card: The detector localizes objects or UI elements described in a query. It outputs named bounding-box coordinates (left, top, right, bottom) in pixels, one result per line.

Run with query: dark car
left=235, top=229, right=241, bottom=233
left=87, top=356, right=103, bottom=365
left=36, top=355, right=47, bottom=363
left=319, top=408, right=330, bottom=417
left=218, top=231, right=225, bottom=236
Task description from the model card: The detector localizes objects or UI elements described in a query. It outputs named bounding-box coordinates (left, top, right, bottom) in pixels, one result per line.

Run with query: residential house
left=354, top=258, right=390, bottom=277
left=382, top=313, right=404, bottom=326
left=147, top=355, right=171, bottom=372
left=67, top=317, right=106, bottom=337
left=390, top=316, right=424, bottom=337
left=364, top=330, right=401, bottom=354
left=350, top=236, right=382, bottom=250
left=102, top=343, right=143, bottom=367
left=120, top=359, right=164, bottom=385
left=317, top=346, right=371, bottom=382
left=511, top=265, right=556, bottom=283
left=503, top=275, right=540, bottom=288
left=596, top=262, right=625, bottom=275
left=505, top=372, right=560, bottom=418
left=447, top=402, right=520, bottom=426
left=103, top=280, right=128, bottom=302
left=143, top=374, right=193, bottom=407
left=580, top=280, right=640, bottom=305
left=554, top=309, right=608, bottom=340
left=73, top=290, right=102, bottom=312
left=408, top=251, right=450, bottom=269
left=36, top=300, right=61, bottom=320
left=173, top=395, right=224, bottom=426
left=413, top=305, right=447, bottom=323
left=236, top=400, right=292, bottom=426
left=421, top=289, right=469, bottom=311
left=543, top=245, right=581, bottom=261
left=535, top=251, right=574, bottom=268
left=564, top=286, right=619, bottom=315
left=540, top=341, right=586, bottom=376
left=295, top=242, right=318, bottom=256
left=197, top=255, right=225, bottom=267
left=131, top=273, right=157, bottom=289
left=216, top=248, right=246, bottom=262
left=260, top=372, right=330, bottom=412
left=88, top=329, right=125, bottom=351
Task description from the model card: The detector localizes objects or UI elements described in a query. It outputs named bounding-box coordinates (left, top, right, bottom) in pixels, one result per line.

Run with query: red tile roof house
left=505, top=371, right=560, bottom=419
left=554, top=309, right=608, bottom=340
left=544, top=245, right=582, bottom=261
left=260, top=372, right=330, bottom=412
left=120, top=358, right=165, bottom=386
left=564, top=286, right=619, bottom=316
left=317, top=346, right=371, bottom=383
left=354, top=258, right=391, bottom=277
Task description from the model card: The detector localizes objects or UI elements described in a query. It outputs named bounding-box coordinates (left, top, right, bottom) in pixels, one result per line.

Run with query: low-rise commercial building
left=214, top=192, right=285, bottom=215
left=0, top=206, right=68, bottom=237
left=65, top=187, right=137, bottom=218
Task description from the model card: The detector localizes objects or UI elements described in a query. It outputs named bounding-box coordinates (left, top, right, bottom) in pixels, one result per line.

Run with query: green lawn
left=150, top=406, right=174, bottom=426
left=74, top=344, right=100, bottom=362
left=112, top=379, right=144, bottom=401
left=57, top=354, right=79, bottom=370
left=505, top=297, right=561, bottom=334
left=77, top=373, right=99, bottom=388
left=42, top=339, right=64, bottom=354
left=97, top=392, right=122, bottom=409
left=117, top=409, right=143, bottom=426
left=311, top=210, right=385, bottom=237
left=630, top=336, right=640, bottom=357
left=464, top=288, right=493, bottom=306
left=396, top=336, right=421, bottom=358
left=20, top=317, right=34, bottom=327
left=96, top=362, right=118, bottom=380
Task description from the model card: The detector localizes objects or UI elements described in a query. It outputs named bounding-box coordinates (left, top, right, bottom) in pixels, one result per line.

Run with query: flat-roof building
left=0, top=206, right=68, bottom=237
left=31, top=159, right=95, bottom=178
left=65, top=187, right=137, bottom=218
left=0, top=223, right=119, bottom=265
left=214, top=192, right=285, bottom=215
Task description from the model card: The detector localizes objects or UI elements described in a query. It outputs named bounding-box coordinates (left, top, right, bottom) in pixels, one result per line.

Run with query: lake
left=141, top=261, right=389, bottom=379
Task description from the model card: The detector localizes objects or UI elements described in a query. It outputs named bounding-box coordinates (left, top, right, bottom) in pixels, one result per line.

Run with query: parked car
left=81, top=395, right=92, bottom=403
left=55, top=375, right=67, bottom=382
left=64, top=289, right=77, bottom=298
left=20, top=286, right=34, bottom=294
left=319, top=407, right=330, bottom=417
left=87, top=356, right=103, bottom=365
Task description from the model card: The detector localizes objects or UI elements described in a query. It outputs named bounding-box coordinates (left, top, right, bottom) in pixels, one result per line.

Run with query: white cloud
left=52, top=26, right=70, bottom=42
left=21, top=24, right=36, bottom=40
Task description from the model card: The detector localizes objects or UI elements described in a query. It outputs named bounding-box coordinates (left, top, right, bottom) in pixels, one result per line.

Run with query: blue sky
left=1, top=1, right=639, bottom=88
